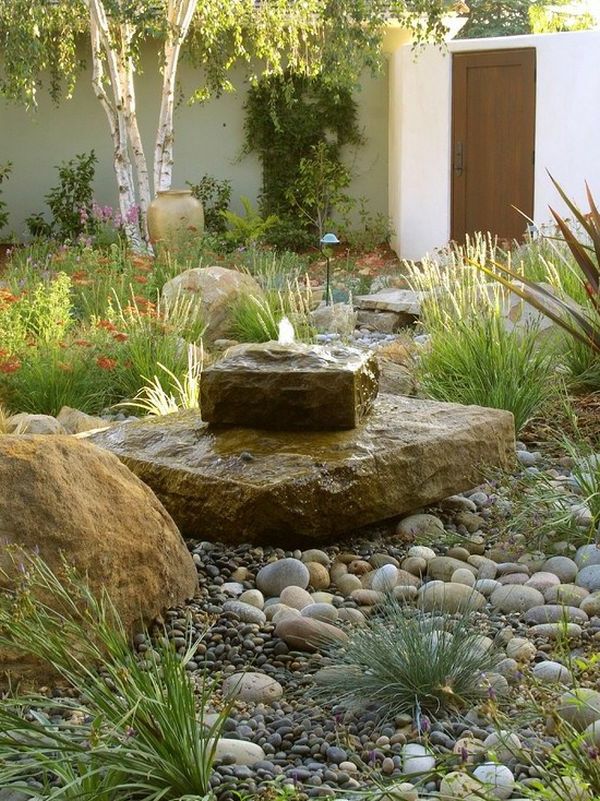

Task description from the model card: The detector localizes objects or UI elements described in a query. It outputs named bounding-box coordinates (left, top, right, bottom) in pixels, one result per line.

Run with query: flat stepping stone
left=354, top=288, right=424, bottom=315
left=90, top=394, right=514, bottom=543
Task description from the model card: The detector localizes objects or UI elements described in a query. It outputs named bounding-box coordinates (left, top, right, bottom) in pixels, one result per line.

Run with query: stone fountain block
left=89, top=395, right=515, bottom=543
left=201, top=342, right=379, bottom=430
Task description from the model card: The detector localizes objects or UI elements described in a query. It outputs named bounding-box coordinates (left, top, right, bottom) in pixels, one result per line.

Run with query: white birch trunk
left=87, top=0, right=144, bottom=250
left=154, top=0, right=198, bottom=193
left=120, top=22, right=152, bottom=243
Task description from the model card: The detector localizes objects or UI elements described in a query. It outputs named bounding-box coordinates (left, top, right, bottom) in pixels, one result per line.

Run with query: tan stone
left=200, top=342, right=380, bottom=431
left=90, top=395, right=515, bottom=543
left=160, top=265, right=264, bottom=342
left=0, top=436, right=197, bottom=681
left=57, top=406, right=108, bottom=434
left=6, top=413, right=65, bottom=435
left=306, top=562, right=330, bottom=590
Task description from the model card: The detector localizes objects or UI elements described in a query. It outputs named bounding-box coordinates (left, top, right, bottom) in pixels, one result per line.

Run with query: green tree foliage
left=458, top=0, right=596, bottom=38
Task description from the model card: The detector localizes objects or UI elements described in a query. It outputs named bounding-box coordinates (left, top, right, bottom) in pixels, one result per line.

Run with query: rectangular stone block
left=200, top=342, right=379, bottom=430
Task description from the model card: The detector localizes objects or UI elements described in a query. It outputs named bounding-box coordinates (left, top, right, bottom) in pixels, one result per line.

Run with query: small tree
left=0, top=0, right=453, bottom=248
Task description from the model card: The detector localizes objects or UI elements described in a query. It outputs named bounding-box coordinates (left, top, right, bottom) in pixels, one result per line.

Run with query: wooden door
left=451, top=49, right=536, bottom=244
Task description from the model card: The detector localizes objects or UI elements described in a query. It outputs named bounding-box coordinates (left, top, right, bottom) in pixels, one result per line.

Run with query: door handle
left=454, top=141, right=464, bottom=176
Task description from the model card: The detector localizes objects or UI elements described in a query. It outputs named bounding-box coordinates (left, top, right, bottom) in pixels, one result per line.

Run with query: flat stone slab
left=89, top=395, right=515, bottom=543
left=201, top=342, right=379, bottom=430
left=354, top=288, right=424, bottom=315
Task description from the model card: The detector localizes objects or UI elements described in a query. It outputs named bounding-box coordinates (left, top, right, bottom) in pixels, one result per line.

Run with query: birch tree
left=0, top=0, right=453, bottom=248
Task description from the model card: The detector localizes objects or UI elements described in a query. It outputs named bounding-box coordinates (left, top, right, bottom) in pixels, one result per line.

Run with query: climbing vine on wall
left=243, top=73, right=364, bottom=249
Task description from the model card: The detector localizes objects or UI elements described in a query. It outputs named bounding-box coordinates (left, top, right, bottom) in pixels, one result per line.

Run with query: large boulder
left=90, top=394, right=515, bottom=543
left=0, top=436, right=198, bottom=680
left=160, top=265, right=264, bottom=341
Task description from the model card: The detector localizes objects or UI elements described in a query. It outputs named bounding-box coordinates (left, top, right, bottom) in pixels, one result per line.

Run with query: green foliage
left=0, top=342, right=117, bottom=416
left=340, top=197, right=395, bottom=252
left=458, top=0, right=595, bottom=38
left=511, top=434, right=600, bottom=544
left=230, top=280, right=315, bottom=343
left=285, top=141, right=353, bottom=241
left=119, top=344, right=202, bottom=417
left=418, top=311, right=557, bottom=433
left=187, top=174, right=232, bottom=233
left=315, top=600, right=500, bottom=720
left=457, top=0, right=533, bottom=38
left=476, top=179, right=600, bottom=358
left=244, top=73, right=362, bottom=225
left=26, top=151, right=98, bottom=242
left=0, top=161, right=11, bottom=232
left=222, top=196, right=279, bottom=247
left=109, top=290, right=205, bottom=404
left=0, top=550, right=230, bottom=801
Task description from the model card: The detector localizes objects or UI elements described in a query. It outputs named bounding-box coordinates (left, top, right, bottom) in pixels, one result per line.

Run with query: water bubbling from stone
left=278, top=316, right=295, bottom=345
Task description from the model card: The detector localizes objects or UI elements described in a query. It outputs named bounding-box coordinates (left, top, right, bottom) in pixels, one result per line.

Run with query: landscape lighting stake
left=320, top=232, right=340, bottom=307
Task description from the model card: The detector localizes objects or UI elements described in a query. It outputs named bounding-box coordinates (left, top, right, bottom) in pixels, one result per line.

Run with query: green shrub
left=0, top=161, right=11, bottom=232
left=222, top=197, right=279, bottom=247
left=110, top=290, right=205, bottom=404
left=26, top=150, right=98, bottom=241
left=230, top=280, right=314, bottom=344
left=187, top=174, right=231, bottom=233
left=0, top=550, right=230, bottom=800
left=418, top=313, right=557, bottom=433
left=315, top=600, right=499, bottom=721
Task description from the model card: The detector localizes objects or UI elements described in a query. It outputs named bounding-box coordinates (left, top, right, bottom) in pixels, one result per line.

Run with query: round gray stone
left=490, top=584, right=545, bottom=613
left=256, top=558, right=310, bottom=596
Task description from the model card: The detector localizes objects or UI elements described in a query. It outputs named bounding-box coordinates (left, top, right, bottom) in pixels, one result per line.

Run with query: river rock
left=301, top=603, right=338, bottom=623
left=581, top=591, right=600, bottom=616
left=428, top=556, right=477, bottom=582
left=439, top=770, right=482, bottom=799
left=305, top=561, right=330, bottom=590
left=542, top=556, right=579, bottom=583
left=575, top=544, right=600, bottom=569
left=279, top=585, right=313, bottom=610
left=524, top=604, right=588, bottom=624
left=401, top=743, right=435, bottom=776
left=256, top=559, right=310, bottom=596
left=274, top=617, right=348, bottom=652
left=490, top=585, right=545, bottom=613
left=544, top=584, right=589, bottom=606
left=238, top=590, right=264, bottom=609
left=371, top=565, right=399, bottom=592
left=214, top=739, right=266, bottom=766
left=532, top=660, right=573, bottom=684
left=418, top=581, right=486, bottom=613
left=90, top=396, right=515, bottom=542
left=222, top=672, right=283, bottom=703
left=161, top=265, right=264, bottom=342
left=0, top=436, right=197, bottom=682
left=558, top=688, right=600, bottom=730
left=396, top=513, right=444, bottom=540
left=222, top=601, right=267, bottom=625
left=301, top=548, right=330, bottom=566
left=472, top=763, right=514, bottom=799
left=526, top=571, right=560, bottom=592
left=530, top=622, right=582, bottom=638
left=576, top=565, right=600, bottom=592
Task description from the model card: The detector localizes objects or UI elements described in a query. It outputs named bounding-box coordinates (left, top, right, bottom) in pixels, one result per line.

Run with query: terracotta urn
left=147, top=189, right=204, bottom=244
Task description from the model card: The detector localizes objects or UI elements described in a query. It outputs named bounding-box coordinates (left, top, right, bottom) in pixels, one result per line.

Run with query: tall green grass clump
left=230, top=278, right=315, bottom=343
left=407, top=242, right=559, bottom=433
left=0, top=550, right=229, bottom=801
left=315, top=600, right=499, bottom=721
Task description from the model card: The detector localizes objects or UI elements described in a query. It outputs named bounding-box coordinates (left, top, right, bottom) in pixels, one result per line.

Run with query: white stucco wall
left=390, top=30, right=600, bottom=260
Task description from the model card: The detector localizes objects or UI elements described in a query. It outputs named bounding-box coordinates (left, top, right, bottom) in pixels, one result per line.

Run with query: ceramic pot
left=147, top=189, right=204, bottom=244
